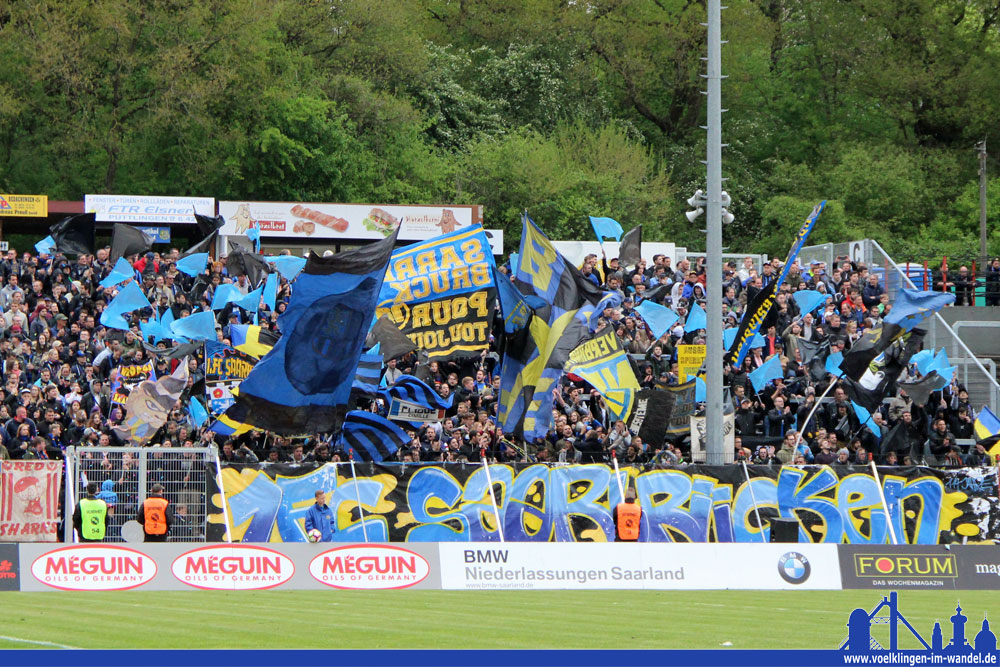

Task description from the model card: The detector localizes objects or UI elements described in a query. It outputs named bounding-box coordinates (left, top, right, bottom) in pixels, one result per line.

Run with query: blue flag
left=910, top=349, right=936, bottom=374
left=635, top=300, right=680, bottom=339
left=262, top=272, right=278, bottom=312
left=886, top=288, right=955, bottom=331
left=723, top=327, right=738, bottom=350
left=233, top=286, right=262, bottom=313
left=495, top=268, right=533, bottom=334
left=338, top=410, right=408, bottom=463
left=695, top=376, right=706, bottom=402
left=826, top=351, right=844, bottom=378
left=851, top=400, right=879, bottom=437
left=589, top=216, right=624, bottom=242
left=99, top=257, right=136, bottom=288
left=351, top=353, right=383, bottom=396
left=684, top=301, right=707, bottom=333
left=176, top=252, right=209, bottom=277
left=926, top=349, right=955, bottom=383
left=749, top=333, right=767, bottom=349
left=169, top=310, right=217, bottom=341
left=749, top=355, right=784, bottom=393
left=100, top=280, right=151, bottom=330
left=267, top=255, right=307, bottom=281
left=34, top=235, right=56, bottom=255
left=509, top=252, right=519, bottom=275
left=189, top=396, right=210, bottom=427
left=211, top=284, right=243, bottom=310
left=225, top=230, right=398, bottom=435
left=792, top=289, right=827, bottom=316
left=379, top=374, right=453, bottom=410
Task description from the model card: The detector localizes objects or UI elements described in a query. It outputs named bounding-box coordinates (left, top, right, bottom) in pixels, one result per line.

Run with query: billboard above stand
left=217, top=201, right=484, bottom=243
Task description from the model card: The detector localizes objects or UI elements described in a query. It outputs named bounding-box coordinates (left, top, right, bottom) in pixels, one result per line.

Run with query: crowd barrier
left=207, top=462, right=1000, bottom=545
left=4, top=542, right=1000, bottom=591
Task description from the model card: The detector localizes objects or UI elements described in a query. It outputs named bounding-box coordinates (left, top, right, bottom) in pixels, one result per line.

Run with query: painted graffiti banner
left=0, top=461, right=63, bottom=542
left=205, top=463, right=1000, bottom=545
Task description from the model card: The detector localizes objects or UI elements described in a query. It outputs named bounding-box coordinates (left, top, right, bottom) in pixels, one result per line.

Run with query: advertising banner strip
left=0, top=194, right=47, bottom=217
left=85, top=195, right=215, bottom=223
left=218, top=201, right=483, bottom=242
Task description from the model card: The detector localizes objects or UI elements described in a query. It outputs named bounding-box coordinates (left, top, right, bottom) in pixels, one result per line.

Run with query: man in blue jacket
left=305, top=489, right=336, bottom=542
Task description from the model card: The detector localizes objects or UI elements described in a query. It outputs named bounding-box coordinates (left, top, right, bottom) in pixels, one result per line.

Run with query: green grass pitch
left=0, top=589, right=993, bottom=650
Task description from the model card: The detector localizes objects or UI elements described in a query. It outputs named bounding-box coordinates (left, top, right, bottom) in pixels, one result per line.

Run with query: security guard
left=72, top=482, right=109, bottom=542
left=136, top=483, right=173, bottom=542
left=613, top=488, right=641, bottom=542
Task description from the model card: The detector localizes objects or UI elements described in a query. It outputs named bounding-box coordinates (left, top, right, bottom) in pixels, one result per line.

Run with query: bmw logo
left=777, top=552, right=811, bottom=584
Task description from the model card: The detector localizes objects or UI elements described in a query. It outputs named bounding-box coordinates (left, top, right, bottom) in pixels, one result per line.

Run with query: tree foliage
left=0, top=0, right=998, bottom=259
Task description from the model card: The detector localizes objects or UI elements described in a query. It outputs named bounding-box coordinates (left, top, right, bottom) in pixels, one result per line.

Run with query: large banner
left=110, top=360, right=155, bottom=406
left=0, top=461, right=63, bottom=542
left=204, top=341, right=259, bottom=415
left=206, top=463, right=1000, bottom=545
left=374, top=225, right=497, bottom=361
left=627, top=383, right=697, bottom=447
left=218, top=201, right=483, bottom=242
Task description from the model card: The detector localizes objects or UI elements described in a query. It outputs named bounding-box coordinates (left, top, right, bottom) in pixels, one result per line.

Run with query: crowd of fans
left=0, top=239, right=997, bottom=476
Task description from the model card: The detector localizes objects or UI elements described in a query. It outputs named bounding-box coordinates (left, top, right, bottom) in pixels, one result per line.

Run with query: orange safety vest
left=616, top=502, right=641, bottom=541
left=143, top=497, right=169, bottom=535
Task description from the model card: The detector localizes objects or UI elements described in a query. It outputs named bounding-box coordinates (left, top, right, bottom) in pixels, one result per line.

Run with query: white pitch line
left=0, top=634, right=79, bottom=649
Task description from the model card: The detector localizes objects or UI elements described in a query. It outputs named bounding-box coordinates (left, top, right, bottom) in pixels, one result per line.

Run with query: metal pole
left=705, top=0, right=725, bottom=464
left=741, top=461, right=768, bottom=544
left=480, top=447, right=505, bottom=542
left=611, top=449, right=626, bottom=504
left=979, top=139, right=988, bottom=265
left=869, top=460, right=899, bottom=545
left=212, top=446, right=234, bottom=543
left=348, top=459, right=369, bottom=543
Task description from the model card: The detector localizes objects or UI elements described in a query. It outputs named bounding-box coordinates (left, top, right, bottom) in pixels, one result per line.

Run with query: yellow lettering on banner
left=411, top=276, right=430, bottom=300
left=461, top=239, right=485, bottom=265
left=469, top=291, right=487, bottom=315
left=439, top=246, right=462, bottom=269
left=452, top=266, right=471, bottom=290
left=394, top=256, right=416, bottom=281
left=470, top=263, right=490, bottom=287
left=206, top=358, right=222, bottom=376
left=415, top=251, right=437, bottom=274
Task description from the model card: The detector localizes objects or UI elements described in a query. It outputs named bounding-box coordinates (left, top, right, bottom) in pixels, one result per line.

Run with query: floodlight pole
left=704, top=0, right=726, bottom=464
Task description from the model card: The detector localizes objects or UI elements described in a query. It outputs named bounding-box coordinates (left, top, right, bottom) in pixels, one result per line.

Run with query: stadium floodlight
left=720, top=191, right=731, bottom=207
left=721, top=208, right=735, bottom=225
left=686, top=207, right=704, bottom=223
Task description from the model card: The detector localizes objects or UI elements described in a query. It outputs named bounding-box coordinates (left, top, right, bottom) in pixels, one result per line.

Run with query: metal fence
left=63, top=446, right=220, bottom=543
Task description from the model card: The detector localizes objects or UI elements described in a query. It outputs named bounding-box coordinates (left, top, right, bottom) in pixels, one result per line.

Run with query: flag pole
left=348, top=454, right=369, bottom=543
left=794, top=377, right=839, bottom=448
left=480, top=446, right=505, bottom=542
left=741, top=461, right=768, bottom=544
left=869, top=460, right=899, bottom=545
left=611, top=448, right=626, bottom=504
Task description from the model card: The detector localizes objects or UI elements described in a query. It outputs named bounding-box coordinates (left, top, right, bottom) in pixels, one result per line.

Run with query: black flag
left=226, top=243, right=270, bottom=288
left=897, top=371, right=948, bottom=407
left=370, top=315, right=418, bottom=360
left=49, top=213, right=96, bottom=256
left=618, top=225, right=642, bottom=268
left=110, top=223, right=153, bottom=264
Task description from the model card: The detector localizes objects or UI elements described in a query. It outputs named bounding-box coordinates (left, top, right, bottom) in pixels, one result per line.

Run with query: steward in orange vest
left=136, top=483, right=174, bottom=542
left=613, top=488, right=641, bottom=542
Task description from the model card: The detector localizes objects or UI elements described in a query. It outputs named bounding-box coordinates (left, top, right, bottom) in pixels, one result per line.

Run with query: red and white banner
left=0, top=460, right=63, bottom=542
